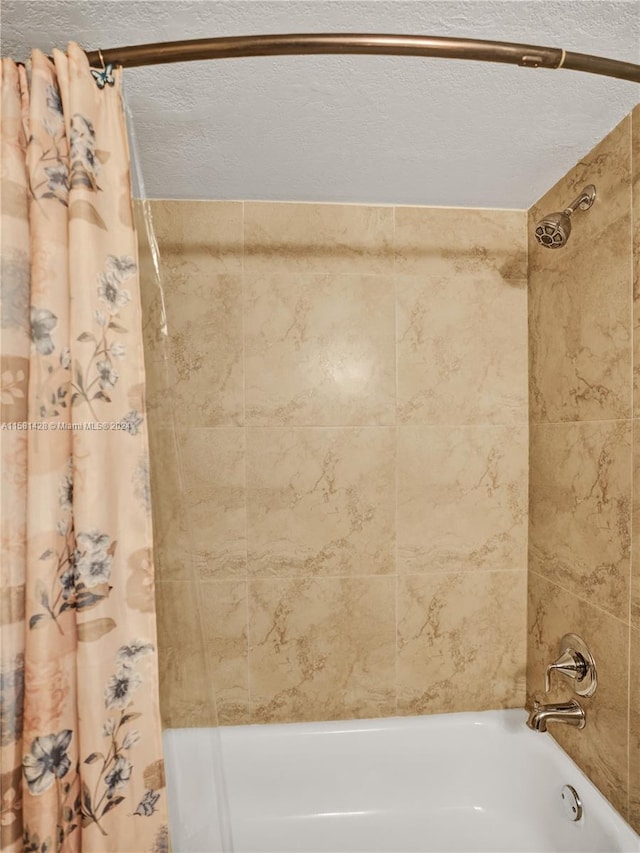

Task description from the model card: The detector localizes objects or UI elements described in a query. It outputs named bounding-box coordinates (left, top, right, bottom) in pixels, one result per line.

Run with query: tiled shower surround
left=136, top=201, right=529, bottom=728
left=136, top=104, right=639, bottom=832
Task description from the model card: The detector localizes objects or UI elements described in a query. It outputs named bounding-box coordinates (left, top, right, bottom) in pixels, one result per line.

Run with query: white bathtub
left=163, top=709, right=640, bottom=853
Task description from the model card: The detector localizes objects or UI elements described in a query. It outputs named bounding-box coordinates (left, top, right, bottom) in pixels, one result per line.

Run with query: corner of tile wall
left=527, top=105, right=638, bottom=831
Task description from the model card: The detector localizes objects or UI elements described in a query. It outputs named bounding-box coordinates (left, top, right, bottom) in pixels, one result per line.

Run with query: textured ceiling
left=2, top=0, right=640, bottom=208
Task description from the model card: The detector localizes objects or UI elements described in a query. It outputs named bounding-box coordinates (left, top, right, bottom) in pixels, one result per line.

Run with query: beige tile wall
left=135, top=199, right=529, bottom=729
left=528, top=107, right=639, bottom=831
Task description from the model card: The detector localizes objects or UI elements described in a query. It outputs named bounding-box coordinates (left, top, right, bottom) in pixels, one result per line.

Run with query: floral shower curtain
left=1, top=45, right=168, bottom=853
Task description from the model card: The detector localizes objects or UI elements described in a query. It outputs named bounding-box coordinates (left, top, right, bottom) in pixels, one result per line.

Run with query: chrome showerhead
left=534, top=185, right=596, bottom=249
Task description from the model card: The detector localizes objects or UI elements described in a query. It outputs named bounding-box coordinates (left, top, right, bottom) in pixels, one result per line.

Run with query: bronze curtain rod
left=85, top=33, right=640, bottom=83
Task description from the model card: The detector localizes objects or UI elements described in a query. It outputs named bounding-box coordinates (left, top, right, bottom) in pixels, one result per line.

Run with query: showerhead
left=534, top=185, right=596, bottom=250
left=535, top=212, right=572, bottom=249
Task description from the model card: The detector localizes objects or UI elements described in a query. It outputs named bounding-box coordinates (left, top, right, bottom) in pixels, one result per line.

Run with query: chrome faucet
left=526, top=699, right=586, bottom=732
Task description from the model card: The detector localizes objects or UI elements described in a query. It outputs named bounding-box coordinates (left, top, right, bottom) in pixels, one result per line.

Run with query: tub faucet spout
left=526, top=699, right=586, bottom=732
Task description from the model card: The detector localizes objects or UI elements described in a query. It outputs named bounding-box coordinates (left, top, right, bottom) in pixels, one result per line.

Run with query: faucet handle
left=545, top=649, right=586, bottom=692
left=544, top=634, right=598, bottom=697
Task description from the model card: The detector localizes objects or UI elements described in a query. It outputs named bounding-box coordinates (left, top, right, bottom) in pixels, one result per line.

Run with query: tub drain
left=561, top=784, right=583, bottom=821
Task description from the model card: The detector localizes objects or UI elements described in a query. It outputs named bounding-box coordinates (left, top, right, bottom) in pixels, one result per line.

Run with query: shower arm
left=562, top=185, right=598, bottom=217
left=84, top=33, right=640, bottom=84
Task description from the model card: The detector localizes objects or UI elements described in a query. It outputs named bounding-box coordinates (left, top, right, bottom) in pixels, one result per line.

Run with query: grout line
left=241, top=199, right=247, bottom=429
left=395, top=572, right=399, bottom=717
left=193, top=568, right=527, bottom=584
left=530, top=416, right=634, bottom=428
left=132, top=196, right=528, bottom=214
left=529, top=569, right=632, bottom=629
left=524, top=204, right=531, bottom=708
left=393, top=204, right=398, bottom=433
left=243, top=272, right=397, bottom=282
left=627, top=418, right=634, bottom=819
left=241, top=200, right=253, bottom=719
left=627, top=112, right=635, bottom=820
left=245, top=578, right=251, bottom=718
left=236, top=271, right=528, bottom=284
left=162, top=422, right=531, bottom=431
left=393, top=203, right=399, bottom=717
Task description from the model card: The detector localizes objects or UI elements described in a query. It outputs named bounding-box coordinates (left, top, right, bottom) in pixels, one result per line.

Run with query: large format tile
left=145, top=200, right=243, bottom=275
left=248, top=576, right=396, bottom=723
left=149, top=427, right=246, bottom=580
left=397, top=273, right=527, bottom=425
left=394, top=207, right=526, bottom=279
left=529, top=421, right=631, bottom=620
left=199, top=581, right=250, bottom=725
left=245, top=273, right=395, bottom=425
left=529, top=116, right=632, bottom=425
left=156, top=581, right=215, bottom=727
left=528, top=215, right=632, bottom=424
left=148, top=424, right=189, bottom=581
left=527, top=573, right=630, bottom=818
left=138, top=200, right=244, bottom=428
left=246, top=427, right=395, bottom=577
left=397, top=571, right=526, bottom=715
left=244, top=202, right=394, bottom=277
left=180, top=428, right=247, bottom=579
left=397, top=426, right=528, bottom=573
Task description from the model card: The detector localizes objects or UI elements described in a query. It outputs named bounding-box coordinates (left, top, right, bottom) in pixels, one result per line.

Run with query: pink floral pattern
left=1, top=46, right=167, bottom=852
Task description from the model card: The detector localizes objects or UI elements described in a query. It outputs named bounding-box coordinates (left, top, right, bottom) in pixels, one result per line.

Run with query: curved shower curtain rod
left=84, top=33, right=640, bottom=83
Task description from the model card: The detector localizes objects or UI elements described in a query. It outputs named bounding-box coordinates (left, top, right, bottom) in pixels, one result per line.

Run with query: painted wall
left=135, top=200, right=529, bottom=729
left=527, top=106, right=639, bottom=830
left=9, top=2, right=637, bottom=209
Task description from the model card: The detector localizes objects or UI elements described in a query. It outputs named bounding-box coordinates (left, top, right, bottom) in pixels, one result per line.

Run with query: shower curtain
left=1, top=45, right=168, bottom=853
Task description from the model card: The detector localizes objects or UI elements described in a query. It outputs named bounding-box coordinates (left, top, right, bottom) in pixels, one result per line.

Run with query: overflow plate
left=561, top=785, right=583, bottom=822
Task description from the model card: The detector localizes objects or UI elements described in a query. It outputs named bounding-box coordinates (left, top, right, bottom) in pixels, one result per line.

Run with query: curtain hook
left=90, top=48, right=116, bottom=89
